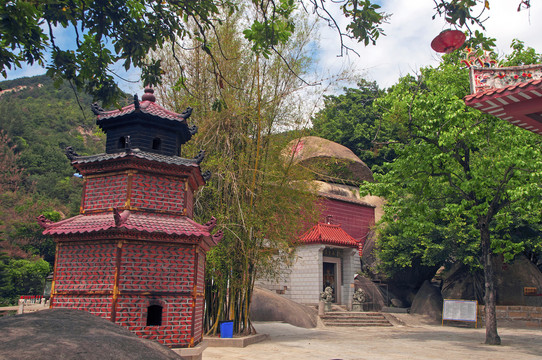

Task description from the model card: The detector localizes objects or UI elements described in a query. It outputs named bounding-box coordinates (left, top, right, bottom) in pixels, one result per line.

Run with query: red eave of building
left=299, top=222, right=359, bottom=248
left=43, top=211, right=211, bottom=237
left=464, top=78, right=542, bottom=135
left=97, top=100, right=187, bottom=123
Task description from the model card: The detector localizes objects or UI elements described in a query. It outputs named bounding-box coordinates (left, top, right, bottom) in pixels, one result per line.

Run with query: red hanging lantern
left=431, top=30, right=466, bottom=53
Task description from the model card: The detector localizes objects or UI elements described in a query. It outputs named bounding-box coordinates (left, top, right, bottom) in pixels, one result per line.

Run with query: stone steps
left=320, top=311, right=393, bottom=327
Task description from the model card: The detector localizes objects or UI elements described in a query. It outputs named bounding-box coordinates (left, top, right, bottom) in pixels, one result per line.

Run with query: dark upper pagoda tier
left=95, top=87, right=197, bottom=156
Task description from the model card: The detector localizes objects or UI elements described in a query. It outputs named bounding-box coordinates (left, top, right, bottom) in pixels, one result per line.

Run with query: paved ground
left=203, top=316, right=542, bottom=360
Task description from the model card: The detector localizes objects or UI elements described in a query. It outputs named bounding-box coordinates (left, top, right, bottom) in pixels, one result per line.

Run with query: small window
left=146, top=305, right=163, bottom=326
left=118, top=137, right=126, bottom=149
left=152, top=137, right=161, bottom=150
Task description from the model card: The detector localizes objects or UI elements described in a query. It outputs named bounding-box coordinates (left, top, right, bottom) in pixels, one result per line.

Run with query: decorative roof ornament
left=90, top=102, right=105, bottom=115
left=36, top=215, right=54, bottom=229
left=113, top=208, right=130, bottom=227
left=204, top=217, right=217, bottom=231
left=431, top=29, right=466, bottom=53
left=189, top=125, right=198, bottom=136
left=193, top=150, right=205, bottom=164
left=65, top=146, right=79, bottom=161
left=141, top=86, right=156, bottom=102
left=461, top=48, right=497, bottom=69
left=179, top=107, right=193, bottom=121
left=133, top=94, right=140, bottom=109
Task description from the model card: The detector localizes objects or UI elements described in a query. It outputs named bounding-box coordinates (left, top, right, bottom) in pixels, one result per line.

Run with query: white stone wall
left=254, top=260, right=293, bottom=296
left=341, top=248, right=361, bottom=309
left=288, top=244, right=325, bottom=305
left=256, top=245, right=361, bottom=306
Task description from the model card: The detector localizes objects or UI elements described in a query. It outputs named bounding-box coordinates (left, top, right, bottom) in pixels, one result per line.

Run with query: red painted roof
left=299, top=222, right=359, bottom=248
left=464, top=78, right=542, bottom=135
left=43, top=211, right=211, bottom=237
left=97, top=100, right=188, bottom=123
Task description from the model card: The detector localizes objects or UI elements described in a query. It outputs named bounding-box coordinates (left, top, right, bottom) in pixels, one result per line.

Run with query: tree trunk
left=480, top=221, right=501, bottom=345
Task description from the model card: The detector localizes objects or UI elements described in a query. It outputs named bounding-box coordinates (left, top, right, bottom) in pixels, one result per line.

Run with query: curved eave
left=465, top=77, right=542, bottom=135
left=43, top=213, right=211, bottom=238
left=299, top=223, right=359, bottom=248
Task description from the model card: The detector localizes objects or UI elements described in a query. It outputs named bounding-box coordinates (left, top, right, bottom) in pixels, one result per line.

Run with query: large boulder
left=441, top=262, right=483, bottom=302
left=250, top=287, right=318, bottom=328
left=354, top=275, right=386, bottom=311
left=0, top=309, right=181, bottom=360
left=286, top=136, right=374, bottom=183
left=410, top=280, right=443, bottom=322
left=442, top=255, right=542, bottom=306
left=495, top=255, right=542, bottom=306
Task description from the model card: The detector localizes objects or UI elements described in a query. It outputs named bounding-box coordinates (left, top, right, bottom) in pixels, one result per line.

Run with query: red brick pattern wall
left=54, top=243, right=116, bottom=292
left=321, top=198, right=375, bottom=241
left=196, top=252, right=205, bottom=294
left=83, top=174, right=128, bottom=211
left=53, top=295, right=113, bottom=319
left=116, top=296, right=194, bottom=347
left=193, top=297, right=205, bottom=341
left=130, top=173, right=186, bottom=213
left=185, top=185, right=194, bottom=218
left=119, top=244, right=194, bottom=292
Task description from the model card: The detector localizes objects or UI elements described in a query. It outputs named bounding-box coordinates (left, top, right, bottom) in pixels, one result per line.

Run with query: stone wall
left=289, top=245, right=324, bottom=305
left=478, top=305, right=542, bottom=327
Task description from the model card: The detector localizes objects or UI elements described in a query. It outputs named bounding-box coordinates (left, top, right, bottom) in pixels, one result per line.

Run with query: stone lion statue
left=320, top=286, right=334, bottom=303
left=352, top=288, right=367, bottom=304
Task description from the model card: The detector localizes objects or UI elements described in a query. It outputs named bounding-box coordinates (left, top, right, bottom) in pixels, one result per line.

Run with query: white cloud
left=317, top=0, right=542, bottom=89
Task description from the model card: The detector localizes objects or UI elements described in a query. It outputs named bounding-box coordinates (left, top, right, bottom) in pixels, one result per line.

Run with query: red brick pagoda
left=39, top=88, right=221, bottom=348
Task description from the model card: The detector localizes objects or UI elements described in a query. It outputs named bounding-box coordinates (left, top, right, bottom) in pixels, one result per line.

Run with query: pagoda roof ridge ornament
left=204, top=216, right=217, bottom=231
left=141, top=86, right=156, bottom=102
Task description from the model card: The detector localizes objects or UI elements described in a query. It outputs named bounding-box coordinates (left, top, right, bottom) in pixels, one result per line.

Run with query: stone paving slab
left=202, top=319, right=542, bottom=360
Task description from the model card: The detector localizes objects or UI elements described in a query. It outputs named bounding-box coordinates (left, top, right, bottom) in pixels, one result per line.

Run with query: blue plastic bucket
left=219, top=321, right=233, bottom=338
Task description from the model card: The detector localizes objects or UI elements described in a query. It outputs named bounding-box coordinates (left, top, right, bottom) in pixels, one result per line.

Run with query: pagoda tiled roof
left=43, top=211, right=211, bottom=237
left=71, top=149, right=199, bottom=167
left=299, top=222, right=359, bottom=248
left=97, top=100, right=188, bottom=123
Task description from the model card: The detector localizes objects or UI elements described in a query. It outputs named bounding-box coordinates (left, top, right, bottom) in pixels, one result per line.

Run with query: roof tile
left=97, top=101, right=187, bottom=123
left=72, top=149, right=198, bottom=167
left=299, top=222, right=359, bottom=248
left=43, top=211, right=211, bottom=237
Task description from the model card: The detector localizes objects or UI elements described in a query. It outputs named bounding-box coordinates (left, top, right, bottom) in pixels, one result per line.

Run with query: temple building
left=38, top=88, right=221, bottom=349
left=464, top=64, right=542, bottom=135
left=257, top=136, right=382, bottom=307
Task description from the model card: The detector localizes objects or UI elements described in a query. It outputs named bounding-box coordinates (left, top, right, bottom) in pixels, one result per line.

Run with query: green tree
left=0, top=258, right=50, bottom=305
left=362, top=59, right=542, bottom=345
left=311, top=80, right=399, bottom=171
left=154, top=10, right=320, bottom=335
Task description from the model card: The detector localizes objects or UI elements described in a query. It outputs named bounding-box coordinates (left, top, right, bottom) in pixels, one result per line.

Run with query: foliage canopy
left=361, top=50, right=542, bottom=344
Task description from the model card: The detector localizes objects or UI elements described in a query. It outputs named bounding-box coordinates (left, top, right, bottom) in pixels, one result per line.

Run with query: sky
left=3, top=1, right=542, bottom=95
left=316, top=0, right=542, bottom=89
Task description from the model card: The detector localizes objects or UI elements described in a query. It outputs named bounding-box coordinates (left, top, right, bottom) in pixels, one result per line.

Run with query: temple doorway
left=323, top=257, right=342, bottom=304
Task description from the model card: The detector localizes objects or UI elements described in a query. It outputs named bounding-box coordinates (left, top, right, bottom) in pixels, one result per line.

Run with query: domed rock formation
left=286, top=136, right=374, bottom=184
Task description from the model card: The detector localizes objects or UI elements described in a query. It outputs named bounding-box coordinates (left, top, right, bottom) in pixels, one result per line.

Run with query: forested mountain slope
left=0, top=75, right=108, bottom=305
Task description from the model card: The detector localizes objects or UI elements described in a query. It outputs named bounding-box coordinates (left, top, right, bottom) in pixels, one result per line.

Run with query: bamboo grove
left=153, top=9, right=321, bottom=335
